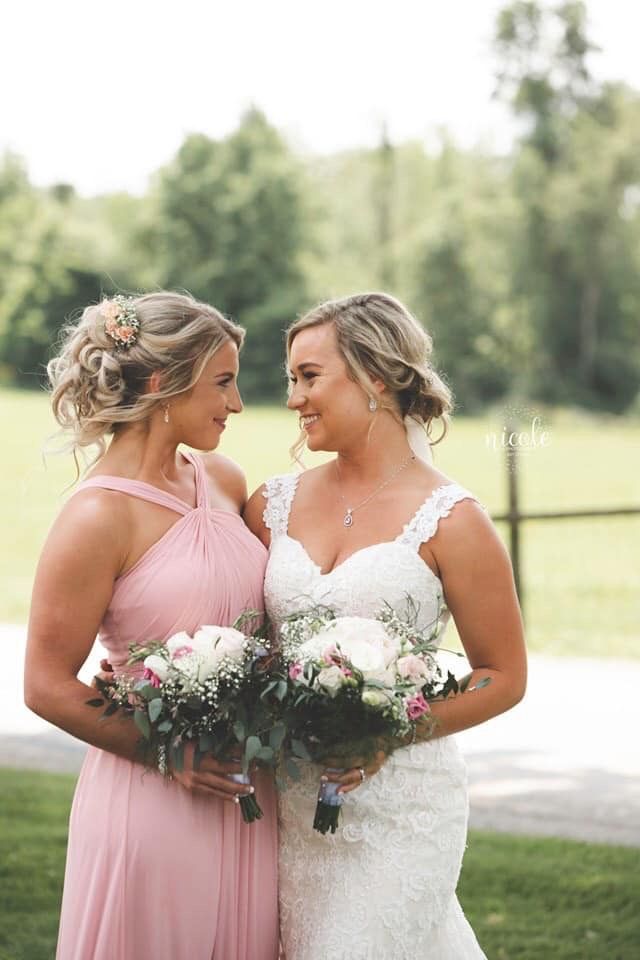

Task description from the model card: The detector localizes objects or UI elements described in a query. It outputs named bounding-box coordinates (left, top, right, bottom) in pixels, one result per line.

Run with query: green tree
left=495, top=0, right=640, bottom=411
left=0, top=158, right=102, bottom=384
left=155, top=109, right=310, bottom=399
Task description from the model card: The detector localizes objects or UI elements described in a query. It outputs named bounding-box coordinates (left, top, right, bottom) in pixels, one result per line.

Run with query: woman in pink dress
left=24, top=292, right=279, bottom=960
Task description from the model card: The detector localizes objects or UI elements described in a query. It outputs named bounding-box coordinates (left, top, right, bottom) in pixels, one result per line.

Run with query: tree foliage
left=0, top=9, right=639, bottom=412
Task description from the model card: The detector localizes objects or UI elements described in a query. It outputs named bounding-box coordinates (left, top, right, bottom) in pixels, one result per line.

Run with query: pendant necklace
left=335, top=453, right=415, bottom=528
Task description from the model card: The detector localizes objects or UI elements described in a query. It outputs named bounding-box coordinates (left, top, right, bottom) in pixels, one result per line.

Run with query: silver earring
left=163, top=404, right=170, bottom=424
left=368, top=397, right=378, bottom=413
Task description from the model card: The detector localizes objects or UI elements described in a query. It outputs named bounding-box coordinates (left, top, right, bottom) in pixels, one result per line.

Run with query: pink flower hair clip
left=100, top=295, right=140, bottom=349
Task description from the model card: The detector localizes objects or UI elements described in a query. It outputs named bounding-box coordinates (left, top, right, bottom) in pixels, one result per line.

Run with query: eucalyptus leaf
left=291, top=738, right=311, bottom=761
left=171, top=743, right=184, bottom=773
left=245, top=735, right=262, bottom=764
left=275, top=680, right=288, bottom=701
left=285, top=757, right=302, bottom=781
left=134, top=710, right=151, bottom=739
left=148, top=698, right=163, bottom=723
left=233, top=720, right=245, bottom=742
left=269, top=723, right=287, bottom=752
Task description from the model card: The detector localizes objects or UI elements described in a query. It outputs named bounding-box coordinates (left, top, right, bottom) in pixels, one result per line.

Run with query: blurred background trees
left=1, top=1, right=638, bottom=413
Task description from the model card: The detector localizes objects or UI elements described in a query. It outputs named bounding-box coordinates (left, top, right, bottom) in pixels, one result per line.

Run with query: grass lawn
left=0, top=767, right=638, bottom=959
left=2, top=387, right=639, bottom=657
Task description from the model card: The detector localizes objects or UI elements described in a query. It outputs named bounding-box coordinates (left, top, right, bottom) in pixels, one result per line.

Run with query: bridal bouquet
left=88, top=615, right=285, bottom=823
left=277, top=601, right=480, bottom=834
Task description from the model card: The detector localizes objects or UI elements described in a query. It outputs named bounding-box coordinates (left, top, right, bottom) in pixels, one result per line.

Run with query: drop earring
left=368, top=397, right=378, bottom=413
left=163, top=404, right=170, bottom=424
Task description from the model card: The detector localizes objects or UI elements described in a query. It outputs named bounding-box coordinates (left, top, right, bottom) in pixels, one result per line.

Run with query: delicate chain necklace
left=335, top=453, right=415, bottom=528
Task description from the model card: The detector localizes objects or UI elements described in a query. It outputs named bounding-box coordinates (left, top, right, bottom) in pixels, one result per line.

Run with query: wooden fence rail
left=490, top=434, right=640, bottom=617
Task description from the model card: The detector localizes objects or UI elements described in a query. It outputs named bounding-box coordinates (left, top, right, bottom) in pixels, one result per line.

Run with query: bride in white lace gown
left=245, top=293, right=527, bottom=960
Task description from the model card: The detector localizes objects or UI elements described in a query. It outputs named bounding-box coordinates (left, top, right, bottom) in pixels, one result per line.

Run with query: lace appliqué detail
left=397, top=482, right=484, bottom=552
left=262, top=474, right=300, bottom=539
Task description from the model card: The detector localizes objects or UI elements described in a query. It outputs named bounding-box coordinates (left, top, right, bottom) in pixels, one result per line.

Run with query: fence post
left=506, top=420, right=523, bottom=615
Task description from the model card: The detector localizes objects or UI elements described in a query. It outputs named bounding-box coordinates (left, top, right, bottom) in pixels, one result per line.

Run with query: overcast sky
left=3, top=0, right=639, bottom=196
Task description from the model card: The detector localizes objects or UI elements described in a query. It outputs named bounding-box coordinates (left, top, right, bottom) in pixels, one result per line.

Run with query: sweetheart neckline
left=280, top=533, right=443, bottom=586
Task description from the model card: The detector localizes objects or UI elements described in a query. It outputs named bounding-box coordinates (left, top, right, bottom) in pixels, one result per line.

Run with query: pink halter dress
left=56, top=451, right=278, bottom=960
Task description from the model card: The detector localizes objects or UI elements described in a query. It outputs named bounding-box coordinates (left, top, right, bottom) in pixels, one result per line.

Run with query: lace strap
left=397, top=482, right=483, bottom=551
left=262, top=474, right=300, bottom=538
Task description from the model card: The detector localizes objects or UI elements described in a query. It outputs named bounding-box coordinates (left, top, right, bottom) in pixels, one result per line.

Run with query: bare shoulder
left=56, top=485, right=130, bottom=541
left=40, top=486, right=129, bottom=576
left=200, top=452, right=248, bottom=510
left=429, top=491, right=507, bottom=575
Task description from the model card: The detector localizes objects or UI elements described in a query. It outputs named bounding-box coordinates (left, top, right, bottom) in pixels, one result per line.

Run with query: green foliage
left=154, top=108, right=310, bottom=399
left=1, top=7, right=640, bottom=411
left=494, top=1, right=640, bottom=413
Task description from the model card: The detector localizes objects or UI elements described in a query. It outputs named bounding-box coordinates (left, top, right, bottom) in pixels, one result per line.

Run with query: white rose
left=200, top=626, right=247, bottom=661
left=170, top=652, right=201, bottom=682
left=380, top=628, right=402, bottom=666
left=364, top=667, right=397, bottom=689
left=298, top=631, right=331, bottom=662
left=361, top=688, right=389, bottom=708
left=193, top=626, right=247, bottom=681
left=143, top=653, right=170, bottom=682
left=397, top=654, right=431, bottom=686
left=315, top=665, right=346, bottom=698
left=166, top=631, right=195, bottom=656
left=329, top=616, right=401, bottom=671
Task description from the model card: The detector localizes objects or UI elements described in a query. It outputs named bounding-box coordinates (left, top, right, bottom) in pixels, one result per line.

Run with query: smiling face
left=287, top=323, right=376, bottom=452
left=169, top=339, right=242, bottom=451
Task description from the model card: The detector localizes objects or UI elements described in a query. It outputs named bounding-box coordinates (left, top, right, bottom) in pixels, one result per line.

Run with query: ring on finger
left=358, top=767, right=366, bottom=783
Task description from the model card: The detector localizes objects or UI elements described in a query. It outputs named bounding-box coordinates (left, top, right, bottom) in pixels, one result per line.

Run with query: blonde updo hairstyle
left=48, top=291, right=244, bottom=465
left=286, top=292, right=453, bottom=458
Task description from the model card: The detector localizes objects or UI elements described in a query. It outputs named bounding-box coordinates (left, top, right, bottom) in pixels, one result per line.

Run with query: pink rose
left=116, top=325, right=134, bottom=341
left=398, top=654, right=430, bottom=685
left=100, top=300, right=121, bottom=322
left=171, top=645, right=193, bottom=660
left=289, top=662, right=303, bottom=680
left=322, top=644, right=342, bottom=665
left=406, top=692, right=430, bottom=720
left=143, top=667, right=161, bottom=688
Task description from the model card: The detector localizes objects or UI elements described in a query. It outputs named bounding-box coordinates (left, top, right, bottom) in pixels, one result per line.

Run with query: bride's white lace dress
left=263, top=474, right=487, bottom=960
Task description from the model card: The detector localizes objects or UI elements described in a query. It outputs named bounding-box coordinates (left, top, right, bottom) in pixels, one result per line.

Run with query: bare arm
left=418, top=498, right=527, bottom=738
left=24, top=490, right=251, bottom=801
left=330, top=499, right=527, bottom=794
left=243, top=483, right=271, bottom=548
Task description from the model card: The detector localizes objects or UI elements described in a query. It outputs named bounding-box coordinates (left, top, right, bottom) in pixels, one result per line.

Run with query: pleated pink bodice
left=78, top=449, right=267, bottom=673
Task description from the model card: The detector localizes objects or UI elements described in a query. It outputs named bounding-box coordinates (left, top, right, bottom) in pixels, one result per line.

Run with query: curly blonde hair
left=286, top=292, right=453, bottom=458
left=48, top=291, right=244, bottom=465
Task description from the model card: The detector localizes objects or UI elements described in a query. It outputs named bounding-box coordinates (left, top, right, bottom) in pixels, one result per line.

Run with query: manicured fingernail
left=233, top=796, right=240, bottom=804
left=249, top=786, right=255, bottom=794
left=320, top=775, right=328, bottom=782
